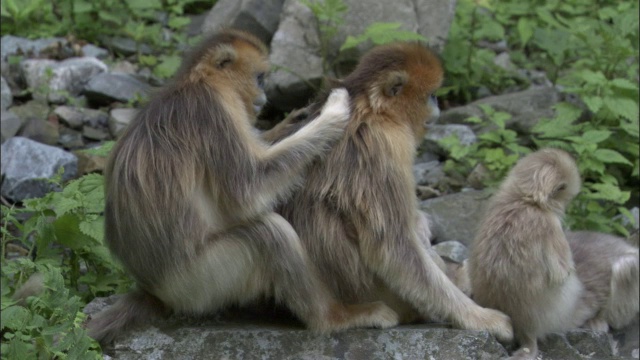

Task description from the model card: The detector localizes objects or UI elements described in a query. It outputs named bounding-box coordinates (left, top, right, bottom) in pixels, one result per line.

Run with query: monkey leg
left=362, top=236, right=513, bottom=342
left=508, top=333, right=538, bottom=360
left=156, top=213, right=398, bottom=332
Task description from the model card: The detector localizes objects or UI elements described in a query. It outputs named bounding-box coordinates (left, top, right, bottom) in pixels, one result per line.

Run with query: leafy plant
left=300, top=0, right=429, bottom=79
left=438, top=104, right=530, bottom=185
left=1, top=142, right=130, bottom=358
left=440, top=0, right=523, bottom=104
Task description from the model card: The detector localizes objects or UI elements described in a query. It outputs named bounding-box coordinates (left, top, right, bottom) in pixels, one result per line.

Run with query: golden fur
left=263, top=42, right=513, bottom=342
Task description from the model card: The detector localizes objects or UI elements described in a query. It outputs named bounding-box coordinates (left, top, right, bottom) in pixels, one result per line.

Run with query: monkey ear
left=214, top=45, right=237, bottom=69
left=383, top=71, right=409, bottom=97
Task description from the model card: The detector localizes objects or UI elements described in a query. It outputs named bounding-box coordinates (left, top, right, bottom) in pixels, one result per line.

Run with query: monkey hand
left=311, top=88, right=351, bottom=138
left=463, top=307, right=514, bottom=343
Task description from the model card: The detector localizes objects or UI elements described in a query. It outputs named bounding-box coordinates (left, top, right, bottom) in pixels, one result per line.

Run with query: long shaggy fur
left=87, top=29, right=398, bottom=346
left=469, top=148, right=588, bottom=359
left=264, top=42, right=513, bottom=342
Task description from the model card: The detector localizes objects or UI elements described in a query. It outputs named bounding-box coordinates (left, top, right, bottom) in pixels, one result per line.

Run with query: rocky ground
left=2, top=0, right=639, bottom=358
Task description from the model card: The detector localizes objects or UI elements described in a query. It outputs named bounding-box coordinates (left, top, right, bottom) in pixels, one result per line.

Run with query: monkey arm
left=540, top=218, right=575, bottom=286
left=261, top=106, right=312, bottom=144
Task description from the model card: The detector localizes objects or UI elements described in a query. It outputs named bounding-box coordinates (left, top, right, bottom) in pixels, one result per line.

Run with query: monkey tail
left=86, top=290, right=169, bottom=345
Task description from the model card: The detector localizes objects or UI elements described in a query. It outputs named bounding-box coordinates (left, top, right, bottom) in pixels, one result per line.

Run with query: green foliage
left=1, top=0, right=206, bottom=80
left=340, top=23, right=426, bottom=52
left=1, top=261, right=101, bottom=359
left=439, top=105, right=530, bottom=184
left=300, top=0, right=428, bottom=78
left=300, top=0, right=348, bottom=75
left=1, top=142, right=130, bottom=358
left=440, top=0, right=523, bottom=103
left=440, top=0, right=638, bottom=236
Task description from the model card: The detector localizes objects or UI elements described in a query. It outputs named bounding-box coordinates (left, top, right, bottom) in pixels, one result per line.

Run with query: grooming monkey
left=263, top=42, right=513, bottom=341
left=86, top=29, right=400, bottom=345
left=469, top=148, right=592, bottom=359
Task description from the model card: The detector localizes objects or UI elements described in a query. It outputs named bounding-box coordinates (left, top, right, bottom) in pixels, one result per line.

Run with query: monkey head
left=342, top=42, right=443, bottom=142
left=182, top=29, right=270, bottom=121
left=504, top=148, right=581, bottom=213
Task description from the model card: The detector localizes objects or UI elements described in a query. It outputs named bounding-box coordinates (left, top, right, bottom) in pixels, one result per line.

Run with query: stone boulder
left=84, top=73, right=151, bottom=105
left=1, top=76, right=11, bottom=110
left=437, top=86, right=560, bottom=135
left=419, top=189, right=488, bottom=246
left=85, top=296, right=625, bottom=360
left=1, top=137, right=77, bottom=201
left=202, top=0, right=285, bottom=45
left=20, top=57, right=108, bottom=103
left=266, top=0, right=456, bottom=111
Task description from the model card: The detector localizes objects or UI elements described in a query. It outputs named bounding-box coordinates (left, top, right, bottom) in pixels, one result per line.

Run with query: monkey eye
left=257, top=73, right=266, bottom=88
left=553, top=183, right=567, bottom=194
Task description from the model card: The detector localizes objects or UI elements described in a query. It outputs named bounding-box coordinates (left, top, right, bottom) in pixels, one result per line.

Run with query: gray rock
left=82, top=125, right=110, bottom=141
left=1, top=76, right=12, bottom=110
left=108, top=108, right=138, bottom=137
left=612, top=316, right=639, bottom=359
left=413, top=160, right=445, bottom=187
left=1, top=137, right=77, bottom=201
left=420, top=189, right=489, bottom=246
left=187, top=13, right=207, bottom=37
left=20, top=57, right=108, bottom=103
left=10, top=100, right=50, bottom=123
left=517, top=69, right=553, bottom=88
left=54, top=106, right=109, bottom=129
left=202, top=0, right=285, bottom=45
left=84, top=73, right=150, bottom=105
left=1, top=35, right=67, bottom=61
left=422, top=124, right=477, bottom=156
left=18, top=118, right=59, bottom=146
left=81, top=44, right=109, bottom=59
left=415, top=150, right=439, bottom=164
left=109, top=61, right=137, bottom=75
left=58, top=127, right=85, bottom=149
left=86, top=295, right=622, bottom=360
left=432, top=240, right=469, bottom=263
left=493, top=52, right=514, bottom=71
left=102, top=37, right=152, bottom=56
left=265, top=0, right=323, bottom=111
left=267, top=0, right=456, bottom=111
left=1, top=110, right=22, bottom=143
left=438, top=87, right=560, bottom=134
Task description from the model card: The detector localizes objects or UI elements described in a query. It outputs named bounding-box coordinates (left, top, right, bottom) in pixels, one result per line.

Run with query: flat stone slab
left=89, top=297, right=625, bottom=360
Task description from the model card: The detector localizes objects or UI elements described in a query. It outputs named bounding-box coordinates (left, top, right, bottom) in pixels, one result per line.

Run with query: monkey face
left=194, top=32, right=270, bottom=121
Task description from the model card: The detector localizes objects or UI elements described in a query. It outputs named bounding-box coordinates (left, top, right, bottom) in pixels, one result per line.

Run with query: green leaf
left=582, top=96, right=603, bottom=114
left=593, top=149, right=633, bottom=166
left=1, top=306, right=31, bottom=331
left=586, top=183, right=630, bottom=203
left=610, top=78, right=638, bottom=91
left=127, top=0, right=162, bottom=10
left=604, top=97, right=639, bottom=121
left=578, top=70, right=608, bottom=85
left=516, top=18, right=534, bottom=46
left=168, top=16, right=191, bottom=30
left=581, top=130, right=611, bottom=143
left=154, top=55, right=181, bottom=79
left=79, top=215, right=105, bottom=243
left=53, top=214, right=91, bottom=250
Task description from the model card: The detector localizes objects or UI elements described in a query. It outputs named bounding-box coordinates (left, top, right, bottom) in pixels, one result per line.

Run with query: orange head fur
left=342, top=42, right=443, bottom=141
left=180, top=29, right=270, bottom=120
